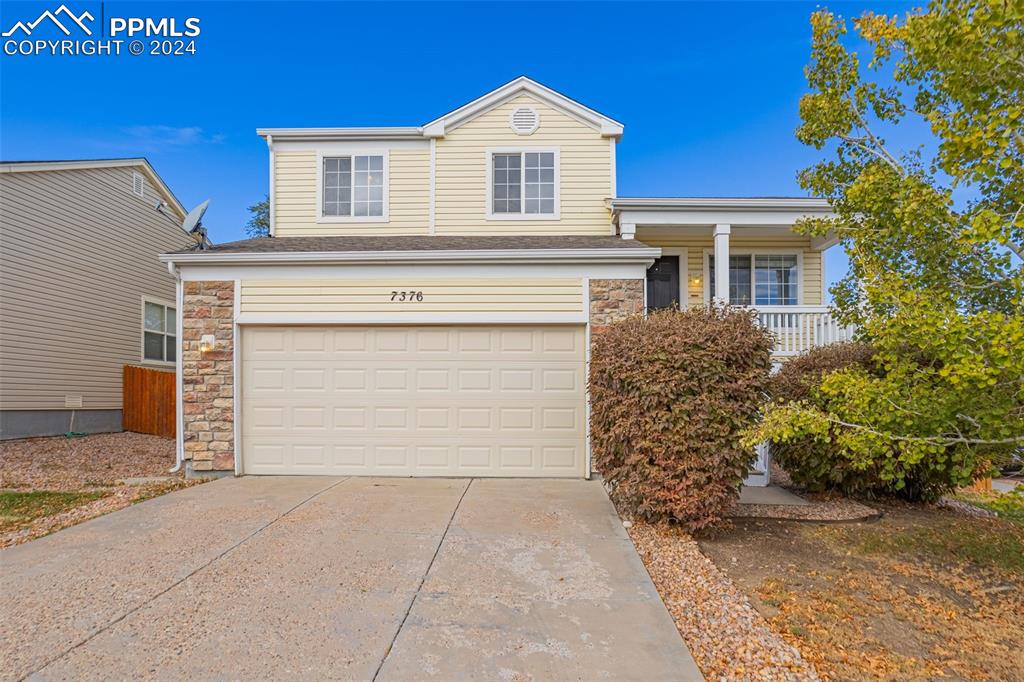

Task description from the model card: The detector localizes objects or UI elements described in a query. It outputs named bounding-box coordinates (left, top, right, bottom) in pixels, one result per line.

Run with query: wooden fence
left=123, top=365, right=176, bottom=438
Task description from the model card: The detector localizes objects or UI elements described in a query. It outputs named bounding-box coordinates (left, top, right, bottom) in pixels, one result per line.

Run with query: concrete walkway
left=738, top=484, right=810, bottom=506
left=1, top=476, right=701, bottom=681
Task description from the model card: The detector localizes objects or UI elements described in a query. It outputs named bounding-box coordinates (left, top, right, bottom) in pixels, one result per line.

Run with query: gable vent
left=509, top=107, right=539, bottom=135
left=132, top=172, right=144, bottom=197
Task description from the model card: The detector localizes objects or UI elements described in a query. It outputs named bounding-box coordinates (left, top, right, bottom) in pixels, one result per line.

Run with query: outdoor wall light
left=690, top=273, right=702, bottom=287
left=199, top=334, right=216, bottom=353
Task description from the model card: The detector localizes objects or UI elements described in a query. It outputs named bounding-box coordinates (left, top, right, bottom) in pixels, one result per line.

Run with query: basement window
left=143, top=299, right=176, bottom=363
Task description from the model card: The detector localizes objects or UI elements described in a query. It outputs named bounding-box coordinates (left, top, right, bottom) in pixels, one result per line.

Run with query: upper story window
left=143, top=299, right=176, bottom=364
left=322, top=155, right=386, bottom=219
left=488, top=149, right=559, bottom=219
left=709, top=254, right=799, bottom=305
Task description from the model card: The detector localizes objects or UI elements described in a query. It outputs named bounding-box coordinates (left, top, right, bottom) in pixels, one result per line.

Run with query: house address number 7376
left=390, top=290, right=424, bottom=302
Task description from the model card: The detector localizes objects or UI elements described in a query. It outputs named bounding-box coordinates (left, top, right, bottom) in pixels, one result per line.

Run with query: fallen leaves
left=701, top=512, right=1024, bottom=681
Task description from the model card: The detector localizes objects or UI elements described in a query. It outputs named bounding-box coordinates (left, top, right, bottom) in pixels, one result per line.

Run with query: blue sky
left=1, top=0, right=916, bottom=296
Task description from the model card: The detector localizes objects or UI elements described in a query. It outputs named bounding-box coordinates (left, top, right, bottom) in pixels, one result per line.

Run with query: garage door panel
left=241, top=326, right=586, bottom=477
left=244, top=327, right=582, bottom=363
left=243, top=438, right=583, bottom=477
left=245, top=404, right=582, bottom=436
left=244, top=365, right=581, bottom=400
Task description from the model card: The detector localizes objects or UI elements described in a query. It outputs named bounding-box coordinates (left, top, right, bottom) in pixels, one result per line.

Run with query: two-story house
left=163, top=77, right=850, bottom=480
left=1, top=158, right=194, bottom=439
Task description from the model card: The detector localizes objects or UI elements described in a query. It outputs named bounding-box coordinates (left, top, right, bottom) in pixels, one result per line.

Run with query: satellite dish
left=182, top=200, right=210, bottom=249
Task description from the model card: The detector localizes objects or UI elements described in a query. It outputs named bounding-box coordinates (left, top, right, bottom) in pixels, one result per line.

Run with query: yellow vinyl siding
left=434, top=94, right=612, bottom=235
left=273, top=148, right=431, bottom=237
left=240, top=279, right=584, bottom=315
left=638, top=235, right=824, bottom=306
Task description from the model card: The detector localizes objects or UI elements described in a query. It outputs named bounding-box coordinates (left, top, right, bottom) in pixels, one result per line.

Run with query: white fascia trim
left=0, top=158, right=149, bottom=173
left=175, top=261, right=649, bottom=282
left=267, top=135, right=275, bottom=237
left=1, top=158, right=188, bottom=220
left=233, top=281, right=241, bottom=476
left=170, top=264, right=184, bottom=473
left=609, top=197, right=833, bottom=211
left=237, top=312, right=588, bottom=325
left=583, top=278, right=592, bottom=480
left=256, top=127, right=424, bottom=141
left=423, top=76, right=624, bottom=138
left=160, top=248, right=662, bottom=266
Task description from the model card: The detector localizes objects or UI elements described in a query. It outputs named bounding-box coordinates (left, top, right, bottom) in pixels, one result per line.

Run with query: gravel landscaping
left=629, top=521, right=819, bottom=681
left=0, top=432, right=202, bottom=547
left=0, top=432, right=178, bottom=490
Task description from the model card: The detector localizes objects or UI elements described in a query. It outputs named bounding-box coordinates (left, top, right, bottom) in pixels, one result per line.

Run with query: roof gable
left=422, top=77, right=623, bottom=138
left=0, top=158, right=188, bottom=221
left=257, top=77, right=624, bottom=142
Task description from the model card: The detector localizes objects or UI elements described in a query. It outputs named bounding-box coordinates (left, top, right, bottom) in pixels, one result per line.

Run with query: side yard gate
left=122, top=365, right=176, bottom=438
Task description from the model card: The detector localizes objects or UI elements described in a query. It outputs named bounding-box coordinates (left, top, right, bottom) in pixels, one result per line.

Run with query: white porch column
left=620, top=222, right=636, bottom=240
left=713, top=223, right=731, bottom=303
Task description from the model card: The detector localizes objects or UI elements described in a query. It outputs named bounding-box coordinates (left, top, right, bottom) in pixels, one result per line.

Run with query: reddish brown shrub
left=769, top=341, right=878, bottom=402
left=590, top=306, right=774, bottom=531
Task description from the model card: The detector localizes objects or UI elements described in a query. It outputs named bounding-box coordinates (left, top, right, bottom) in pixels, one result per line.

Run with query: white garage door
left=241, top=325, right=586, bottom=477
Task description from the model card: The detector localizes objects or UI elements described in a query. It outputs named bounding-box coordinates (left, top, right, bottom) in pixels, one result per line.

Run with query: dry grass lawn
left=698, top=506, right=1024, bottom=681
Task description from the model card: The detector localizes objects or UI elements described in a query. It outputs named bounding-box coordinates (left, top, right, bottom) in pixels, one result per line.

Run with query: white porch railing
left=754, top=305, right=857, bottom=357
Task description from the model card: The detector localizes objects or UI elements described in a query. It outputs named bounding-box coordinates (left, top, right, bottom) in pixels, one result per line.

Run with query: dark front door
left=646, top=256, right=680, bottom=310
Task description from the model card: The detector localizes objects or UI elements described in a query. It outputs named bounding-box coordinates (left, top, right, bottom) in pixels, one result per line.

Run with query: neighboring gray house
left=0, top=159, right=195, bottom=439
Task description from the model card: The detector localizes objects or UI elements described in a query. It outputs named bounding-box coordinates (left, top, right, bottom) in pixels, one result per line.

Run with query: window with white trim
left=323, top=155, right=384, bottom=217
left=709, top=254, right=799, bottom=305
left=143, top=300, right=176, bottom=363
left=491, top=151, right=556, bottom=216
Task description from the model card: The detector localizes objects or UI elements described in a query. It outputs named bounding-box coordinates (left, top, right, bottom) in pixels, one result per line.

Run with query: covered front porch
left=611, top=198, right=850, bottom=486
left=611, top=197, right=852, bottom=358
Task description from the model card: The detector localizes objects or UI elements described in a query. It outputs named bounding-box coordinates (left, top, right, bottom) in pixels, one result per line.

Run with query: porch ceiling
left=611, top=198, right=838, bottom=251
left=635, top=225, right=837, bottom=250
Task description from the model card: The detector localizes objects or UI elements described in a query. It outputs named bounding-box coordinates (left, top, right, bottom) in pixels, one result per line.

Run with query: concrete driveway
left=2, top=476, right=701, bottom=681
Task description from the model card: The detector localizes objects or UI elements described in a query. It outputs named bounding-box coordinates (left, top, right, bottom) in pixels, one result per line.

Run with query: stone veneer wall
left=178, top=277, right=641, bottom=477
left=182, top=281, right=235, bottom=475
left=589, top=279, right=644, bottom=329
